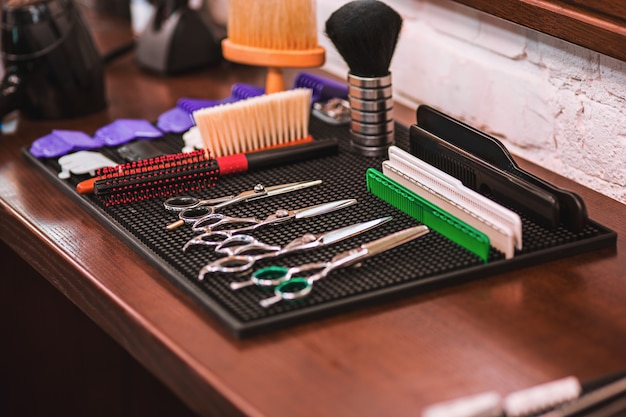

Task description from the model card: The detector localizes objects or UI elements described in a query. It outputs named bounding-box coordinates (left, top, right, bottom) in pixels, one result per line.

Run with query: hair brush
left=76, top=139, right=339, bottom=206
left=82, top=150, right=219, bottom=206
left=221, top=0, right=325, bottom=94
left=192, top=88, right=314, bottom=158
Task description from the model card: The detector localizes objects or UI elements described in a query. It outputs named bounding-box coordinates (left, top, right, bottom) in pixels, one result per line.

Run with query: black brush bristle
left=325, top=0, right=403, bottom=77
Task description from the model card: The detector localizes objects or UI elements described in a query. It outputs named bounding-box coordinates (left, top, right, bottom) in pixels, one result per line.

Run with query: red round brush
left=87, top=150, right=220, bottom=206
left=76, top=139, right=339, bottom=206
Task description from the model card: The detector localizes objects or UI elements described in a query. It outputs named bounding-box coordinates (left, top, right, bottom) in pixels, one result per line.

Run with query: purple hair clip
left=29, top=129, right=105, bottom=158
left=95, top=119, right=163, bottom=146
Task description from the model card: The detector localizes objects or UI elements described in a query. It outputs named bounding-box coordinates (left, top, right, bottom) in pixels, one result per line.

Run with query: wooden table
left=1, top=7, right=625, bottom=417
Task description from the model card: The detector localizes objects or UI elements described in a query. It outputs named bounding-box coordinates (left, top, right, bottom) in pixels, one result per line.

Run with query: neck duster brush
left=325, top=0, right=403, bottom=156
left=222, top=0, right=326, bottom=94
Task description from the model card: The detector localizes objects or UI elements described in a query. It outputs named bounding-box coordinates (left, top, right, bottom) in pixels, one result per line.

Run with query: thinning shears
left=184, top=199, right=358, bottom=252
left=256, top=225, right=430, bottom=308
left=164, top=180, right=322, bottom=230
left=197, top=216, right=392, bottom=280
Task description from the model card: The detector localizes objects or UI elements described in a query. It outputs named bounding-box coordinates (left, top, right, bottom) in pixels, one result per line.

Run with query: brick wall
left=318, top=0, right=626, bottom=204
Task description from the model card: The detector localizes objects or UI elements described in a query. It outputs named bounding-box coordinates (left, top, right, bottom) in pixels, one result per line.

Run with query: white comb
left=384, top=146, right=522, bottom=259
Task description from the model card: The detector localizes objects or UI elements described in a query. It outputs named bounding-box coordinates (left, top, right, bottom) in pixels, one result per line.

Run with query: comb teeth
left=93, top=150, right=220, bottom=206
left=177, top=83, right=265, bottom=115
left=413, top=144, right=478, bottom=189
left=366, top=168, right=491, bottom=262
left=230, top=83, right=266, bottom=100
left=177, top=98, right=221, bottom=115
left=293, top=72, right=348, bottom=103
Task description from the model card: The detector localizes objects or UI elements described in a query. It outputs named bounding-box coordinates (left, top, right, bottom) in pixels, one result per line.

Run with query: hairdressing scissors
left=164, top=179, right=322, bottom=230
left=256, top=225, right=430, bottom=308
left=197, top=216, right=392, bottom=280
left=183, top=199, right=358, bottom=251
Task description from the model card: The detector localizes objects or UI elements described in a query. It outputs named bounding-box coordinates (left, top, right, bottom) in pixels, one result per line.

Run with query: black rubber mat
left=24, top=116, right=617, bottom=338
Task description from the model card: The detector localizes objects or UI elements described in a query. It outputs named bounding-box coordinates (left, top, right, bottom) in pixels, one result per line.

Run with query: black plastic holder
left=23, top=118, right=617, bottom=338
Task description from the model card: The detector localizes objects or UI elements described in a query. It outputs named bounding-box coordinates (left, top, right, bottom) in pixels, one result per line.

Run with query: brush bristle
left=192, top=88, right=312, bottom=158
left=228, top=0, right=318, bottom=50
left=93, top=150, right=220, bottom=206
left=325, top=0, right=403, bottom=77
left=503, top=376, right=582, bottom=417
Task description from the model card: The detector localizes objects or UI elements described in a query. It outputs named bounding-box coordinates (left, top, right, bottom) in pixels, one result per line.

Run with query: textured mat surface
left=25, top=117, right=617, bottom=337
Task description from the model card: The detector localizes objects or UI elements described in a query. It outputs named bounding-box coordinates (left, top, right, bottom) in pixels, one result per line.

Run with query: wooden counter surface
left=1, top=7, right=625, bottom=417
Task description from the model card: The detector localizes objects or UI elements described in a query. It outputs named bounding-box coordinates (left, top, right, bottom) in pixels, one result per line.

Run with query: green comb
left=366, top=168, right=490, bottom=262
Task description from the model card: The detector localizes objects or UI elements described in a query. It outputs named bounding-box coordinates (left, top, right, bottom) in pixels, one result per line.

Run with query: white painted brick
left=318, top=0, right=626, bottom=204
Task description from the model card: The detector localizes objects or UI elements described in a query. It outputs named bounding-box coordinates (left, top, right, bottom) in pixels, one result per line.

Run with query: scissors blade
left=249, top=180, right=322, bottom=200
left=362, top=225, right=430, bottom=258
left=293, top=199, right=357, bottom=219
left=319, top=216, right=393, bottom=246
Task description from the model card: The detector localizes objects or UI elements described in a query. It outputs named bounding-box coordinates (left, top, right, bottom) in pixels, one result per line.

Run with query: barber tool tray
left=23, top=112, right=617, bottom=338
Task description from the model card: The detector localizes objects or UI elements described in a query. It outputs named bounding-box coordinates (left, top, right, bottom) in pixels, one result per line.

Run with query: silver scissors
left=164, top=180, right=322, bottom=230
left=257, top=225, right=430, bottom=308
left=183, top=199, right=358, bottom=251
left=198, top=216, right=392, bottom=280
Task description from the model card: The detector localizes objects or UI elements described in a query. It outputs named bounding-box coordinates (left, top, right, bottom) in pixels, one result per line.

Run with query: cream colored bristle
left=192, top=89, right=312, bottom=158
left=227, top=0, right=318, bottom=50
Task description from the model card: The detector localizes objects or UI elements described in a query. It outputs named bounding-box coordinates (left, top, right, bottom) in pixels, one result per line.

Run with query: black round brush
left=325, top=0, right=404, bottom=156
left=325, top=0, right=403, bottom=78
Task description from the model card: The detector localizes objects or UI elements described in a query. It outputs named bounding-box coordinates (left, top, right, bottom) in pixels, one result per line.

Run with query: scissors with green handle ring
left=199, top=216, right=393, bottom=280
left=185, top=199, right=358, bottom=252
left=164, top=179, right=322, bottom=230
left=257, top=225, right=430, bottom=308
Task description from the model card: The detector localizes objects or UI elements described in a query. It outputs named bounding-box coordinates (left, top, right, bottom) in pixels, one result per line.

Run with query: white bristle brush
left=421, top=391, right=503, bottom=417
left=420, top=376, right=582, bottom=417
left=503, top=376, right=582, bottom=417
left=192, top=88, right=312, bottom=158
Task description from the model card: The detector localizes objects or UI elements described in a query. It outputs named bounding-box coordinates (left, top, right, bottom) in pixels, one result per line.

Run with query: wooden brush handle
left=221, top=39, right=325, bottom=93
left=222, top=39, right=325, bottom=67
left=76, top=177, right=97, bottom=194
left=266, top=67, right=284, bottom=94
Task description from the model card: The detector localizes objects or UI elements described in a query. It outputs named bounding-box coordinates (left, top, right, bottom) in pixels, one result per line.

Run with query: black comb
left=416, top=105, right=588, bottom=232
left=409, top=124, right=560, bottom=228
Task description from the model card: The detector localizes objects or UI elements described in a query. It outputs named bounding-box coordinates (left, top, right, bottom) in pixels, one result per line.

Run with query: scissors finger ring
left=198, top=256, right=257, bottom=279
left=229, top=265, right=292, bottom=290
left=163, top=195, right=234, bottom=211
left=215, top=235, right=281, bottom=256
left=167, top=206, right=217, bottom=230
left=182, top=230, right=231, bottom=251
left=259, top=277, right=315, bottom=308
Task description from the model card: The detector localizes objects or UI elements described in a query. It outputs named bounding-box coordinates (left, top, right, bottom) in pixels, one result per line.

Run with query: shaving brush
left=325, top=0, right=403, bottom=156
